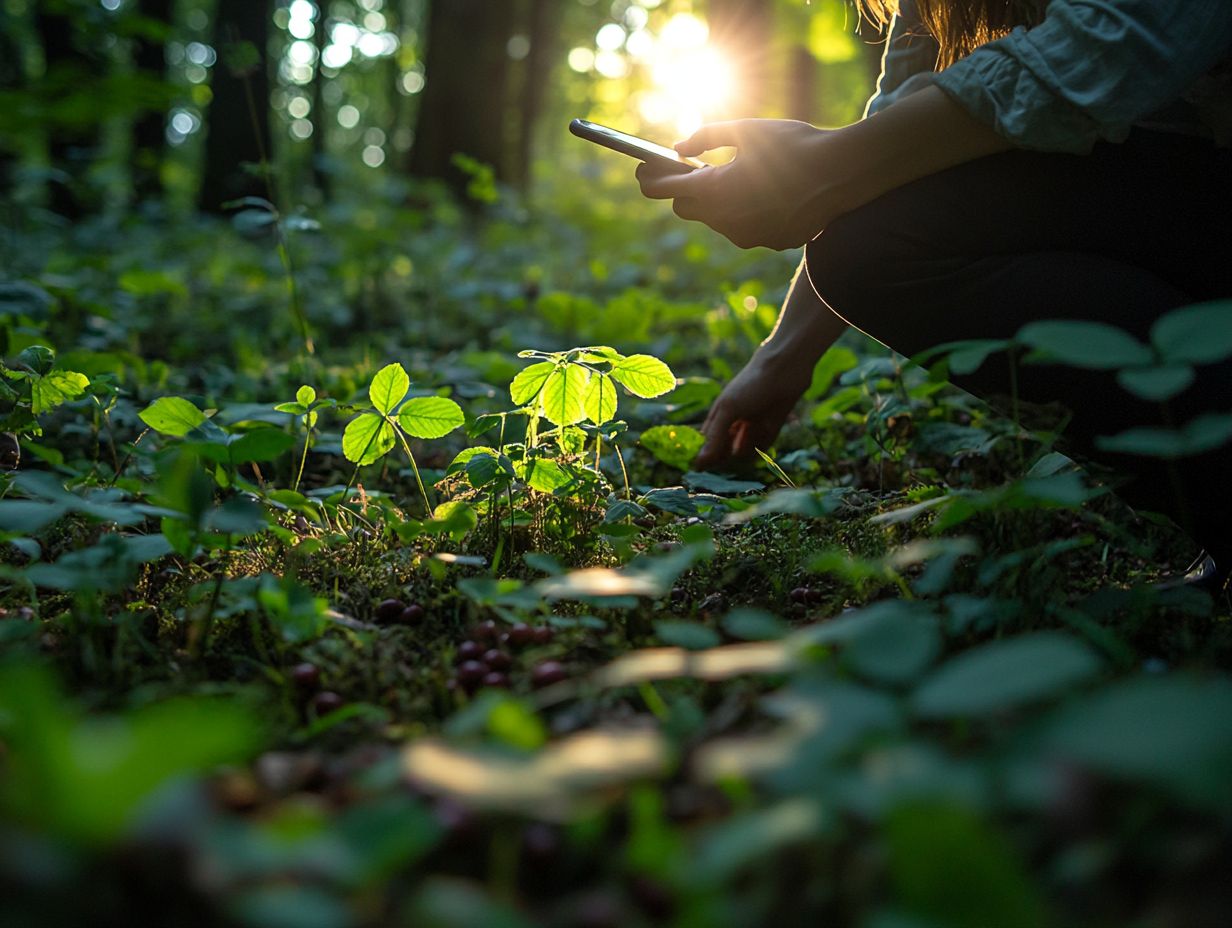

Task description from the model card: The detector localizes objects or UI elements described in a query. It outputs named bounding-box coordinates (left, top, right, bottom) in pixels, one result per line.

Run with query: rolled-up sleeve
left=932, top=0, right=1232, bottom=152
left=865, top=1, right=940, bottom=117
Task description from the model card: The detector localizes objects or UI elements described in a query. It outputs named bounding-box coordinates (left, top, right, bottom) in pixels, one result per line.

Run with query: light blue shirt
left=866, top=0, right=1232, bottom=153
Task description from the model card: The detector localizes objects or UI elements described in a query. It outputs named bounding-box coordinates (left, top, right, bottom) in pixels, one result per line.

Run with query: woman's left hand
left=636, top=119, right=844, bottom=251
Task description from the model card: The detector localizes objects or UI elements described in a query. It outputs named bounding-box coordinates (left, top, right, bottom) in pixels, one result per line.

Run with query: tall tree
left=198, top=0, right=273, bottom=212
left=512, top=0, right=563, bottom=189
left=0, top=7, right=23, bottom=199
left=36, top=0, right=106, bottom=218
left=131, top=0, right=174, bottom=203
left=407, top=0, right=517, bottom=195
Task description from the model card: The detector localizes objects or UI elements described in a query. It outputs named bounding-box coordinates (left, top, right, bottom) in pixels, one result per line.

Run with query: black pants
left=805, top=130, right=1232, bottom=564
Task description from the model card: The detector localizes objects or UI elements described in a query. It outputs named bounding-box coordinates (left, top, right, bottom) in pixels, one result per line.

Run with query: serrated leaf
left=31, top=370, right=88, bottom=415
left=399, top=395, right=464, bottom=439
left=612, top=354, right=676, bottom=398
left=228, top=428, right=295, bottom=464
left=139, top=397, right=207, bottom=437
left=583, top=373, right=618, bottom=425
left=1116, top=364, right=1195, bottom=401
left=540, top=365, right=588, bottom=426
left=1151, top=300, right=1232, bottom=365
left=510, top=361, right=555, bottom=406
left=1017, top=320, right=1152, bottom=370
left=369, top=363, right=409, bottom=415
left=640, top=424, right=703, bottom=470
left=519, top=457, right=574, bottom=494
left=296, top=384, right=316, bottom=406
left=342, top=412, right=395, bottom=465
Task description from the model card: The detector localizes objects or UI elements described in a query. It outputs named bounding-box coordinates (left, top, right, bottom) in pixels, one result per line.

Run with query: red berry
left=311, top=691, right=344, bottom=715
left=531, top=625, right=553, bottom=644
left=481, top=672, right=510, bottom=689
left=508, top=623, right=535, bottom=646
left=482, top=649, right=511, bottom=671
left=290, top=662, right=320, bottom=688
left=789, top=587, right=809, bottom=604
left=375, top=598, right=405, bottom=622
left=399, top=603, right=425, bottom=623
left=456, top=640, right=484, bottom=662
left=456, top=660, right=489, bottom=690
left=531, top=661, right=567, bottom=688
left=472, top=620, right=499, bottom=640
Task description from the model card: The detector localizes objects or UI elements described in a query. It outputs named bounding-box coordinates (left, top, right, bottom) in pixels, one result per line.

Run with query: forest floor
left=1, top=181, right=1230, bottom=928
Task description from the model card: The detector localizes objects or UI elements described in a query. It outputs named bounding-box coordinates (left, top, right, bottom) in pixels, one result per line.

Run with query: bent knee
left=804, top=209, right=886, bottom=327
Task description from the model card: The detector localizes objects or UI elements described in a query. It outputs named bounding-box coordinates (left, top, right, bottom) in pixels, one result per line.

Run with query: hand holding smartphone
left=569, top=118, right=700, bottom=174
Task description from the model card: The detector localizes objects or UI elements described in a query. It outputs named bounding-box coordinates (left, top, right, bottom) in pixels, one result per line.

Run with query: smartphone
left=569, top=118, right=700, bottom=174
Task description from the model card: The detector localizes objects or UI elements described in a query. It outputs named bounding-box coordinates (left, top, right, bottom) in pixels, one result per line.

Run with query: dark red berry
left=290, top=662, right=320, bottom=689
left=481, top=672, right=510, bottom=689
left=508, top=623, right=535, bottom=646
left=375, top=598, right=405, bottom=623
left=531, top=625, right=553, bottom=644
left=805, top=587, right=826, bottom=604
left=472, top=620, right=499, bottom=640
left=531, top=661, right=567, bottom=688
left=311, top=691, right=344, bottom=715
left=456, top=660, right=489, bottom=689
left=482, top=649, right=511, bottom=671
left=789, top=587, right=809, bottom=604
left=456, top=640, right=484, bottom=662
left=399, top=603, right=425, bottom=623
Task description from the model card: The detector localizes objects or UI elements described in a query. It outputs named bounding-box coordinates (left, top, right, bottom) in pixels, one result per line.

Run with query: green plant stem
left=293, top=422, right=311, bottom=493
left=395, top=427, right=433, bottom=515
left=615, top=443, right=631, bottom=500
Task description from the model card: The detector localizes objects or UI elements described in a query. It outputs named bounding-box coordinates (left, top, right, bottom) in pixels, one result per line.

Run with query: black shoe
left=1154, top=551, right=1227, bottom=595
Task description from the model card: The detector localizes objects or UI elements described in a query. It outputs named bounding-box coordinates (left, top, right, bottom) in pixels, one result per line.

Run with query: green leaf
left=342, top=412, right=395, bottom=465
left=1151, top=300, right=1232, bottom=365
left=885, top=802, right=1049, bottom=928
left=612, top=354, right=676, bottom=398
left=1116, top=364, right=1195, bottom=401
left=640, top=424, right=704, bottom=470
left=519, top=457, right=574, bottom=494
left=655, top=620, right=721, bottom=650
left=139, top=397, right=207, bottom=437
left=1040, top=675, right=1232, bottom=811
left=296, top=384, right=316, bottom=406
left=583, top=373, right=618, bottom=425
left=1017, top=320, right=1152, bottom=370
left=30, top=370, right=88, bottom=415
left=274, top=402, right=307, bottom=415
left=368, top=363, right=409, bottom=416
left=399, top=395, right=464, bottom=439
left=509, top=361, right=555, bottom=406
left=805, top=346, right=859, bottom=399
left=540, top=365, right=588, bottom=426
left=1097, top=412, right=1232, bottom=459
left=911, top=632, right=1101, bottom=718
left=228, top=428, right=295, bottom=464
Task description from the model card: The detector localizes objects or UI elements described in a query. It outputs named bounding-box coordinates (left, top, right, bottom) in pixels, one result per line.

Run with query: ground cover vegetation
left=2, top=1, right=1231, bottom=927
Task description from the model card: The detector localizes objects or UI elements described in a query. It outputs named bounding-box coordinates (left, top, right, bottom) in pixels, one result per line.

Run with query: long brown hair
left=856, top=0, right=1047, bottom=67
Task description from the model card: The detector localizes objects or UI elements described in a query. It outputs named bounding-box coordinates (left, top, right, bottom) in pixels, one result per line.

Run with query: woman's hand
left=637, top=119, right=844, bottom=251
left=636, top=88, right=1011, bottom=250
left=695, top=349, right=813, bottom=471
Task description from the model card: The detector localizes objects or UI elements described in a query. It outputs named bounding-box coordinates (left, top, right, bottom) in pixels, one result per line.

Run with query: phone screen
left=569, top=119, right=700, bottom=173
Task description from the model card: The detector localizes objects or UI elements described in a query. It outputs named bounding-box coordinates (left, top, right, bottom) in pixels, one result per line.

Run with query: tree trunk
left=36, top=6, right=104, bottom=218
left=0, top=8, right=22, bottom=199
left=198, top=0, right=273, bottom=212
left=131, top=0, right=173, bottom=203
left=512, top=0, right=562, bottom=190
left=309, top=0, right=329, bottom=198
left=707, top=0, right=773, bottom=118
left=407, top=0, right=516, bottom=195
left=785, top=44, right=818, bottom=122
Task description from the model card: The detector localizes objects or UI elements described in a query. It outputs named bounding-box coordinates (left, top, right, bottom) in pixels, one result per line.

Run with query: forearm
left=756, top=261, right=846, bottom=385
left=814, top=85, right=1012, bottom=221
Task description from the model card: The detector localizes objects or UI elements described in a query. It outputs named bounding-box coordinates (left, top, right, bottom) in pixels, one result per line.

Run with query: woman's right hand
left=695, top=351, right=811, bottom=471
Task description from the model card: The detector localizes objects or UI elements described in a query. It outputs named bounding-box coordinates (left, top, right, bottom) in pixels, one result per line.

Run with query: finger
left=637, top=163, right=718, bottom=199
left=696, top=404, right=737, bottom=470
left=672, top=197, right=705, bottom=221
left=674, top=120, right=751, bottom=157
